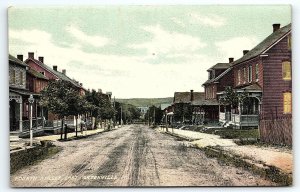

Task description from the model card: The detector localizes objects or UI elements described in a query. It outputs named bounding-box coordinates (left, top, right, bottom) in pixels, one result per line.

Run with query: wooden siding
left=261, top=35, right=292, bottom=119
left=233, top=57, right=263, bottom=89
left=218, top=69, right=234, bottom=92
left=26, top=74, right=48, bottom=93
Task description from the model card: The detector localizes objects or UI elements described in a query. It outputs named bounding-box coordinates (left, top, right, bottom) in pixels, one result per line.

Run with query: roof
left=238, top=83, right=262, bottom=92
left=192, top=98, right=219, bottom=106
left=27, top=68, right=49, bottom=80
left=173, top=92, right=205, bottom=104
left=202, top=67, right=232, bottom=85
left=231, top=23, right=291, bottom=66
left=9, top=54, right=27, bottom=67
left=9, top=87, right=39, bottom=96
left=25, top=58, right=84, bottom=89
left=207, top=63, right=230, bottom=71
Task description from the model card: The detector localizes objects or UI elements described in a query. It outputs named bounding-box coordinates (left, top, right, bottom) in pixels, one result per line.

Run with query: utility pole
left=120, top=106, right=122, bottom=127
left=148, top=106, right=150, bottom=126
left=153, top=107, right=155, bottom=125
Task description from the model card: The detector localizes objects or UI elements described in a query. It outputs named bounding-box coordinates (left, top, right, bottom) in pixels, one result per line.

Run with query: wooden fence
left=259, top=115, right=292, bottom=146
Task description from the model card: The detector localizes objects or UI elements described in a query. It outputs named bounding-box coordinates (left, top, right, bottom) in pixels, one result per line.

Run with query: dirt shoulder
left=11, top=125, right=276, bottom=187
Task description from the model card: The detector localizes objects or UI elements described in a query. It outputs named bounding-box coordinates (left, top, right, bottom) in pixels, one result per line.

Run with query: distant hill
left=115, top=97, right=173, bottom=107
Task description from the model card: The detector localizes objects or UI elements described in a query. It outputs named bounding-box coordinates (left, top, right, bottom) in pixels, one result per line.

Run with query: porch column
left=18, top=98, right=23, bottom=132
left=35, top=100, right=38, bottom=129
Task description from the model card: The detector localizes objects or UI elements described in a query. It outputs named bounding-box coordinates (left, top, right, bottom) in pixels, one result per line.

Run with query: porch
left=218, top=87, right=262, bottom=128
left=219, top=112, right=259, bottom=127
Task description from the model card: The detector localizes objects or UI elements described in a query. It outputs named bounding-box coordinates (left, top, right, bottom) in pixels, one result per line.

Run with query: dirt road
left=11, top=125, right=276, bottom=187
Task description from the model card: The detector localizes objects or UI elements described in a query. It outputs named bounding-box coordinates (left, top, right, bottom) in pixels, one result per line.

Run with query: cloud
left=66, top=25, right=112, bottom=47
left=189, top=13, right=226, bottom=28
left=129, top=25, right=206, bottom=56
left=171, top=17, right=185, bottom=27
left=9, top=28, right=213, bottom=98
left=215, top=36, right=259, bottom=60
left=9, top=29, right=52, bottom=45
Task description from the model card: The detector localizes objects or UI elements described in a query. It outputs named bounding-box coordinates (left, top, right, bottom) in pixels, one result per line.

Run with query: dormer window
left=39, top=71, right=45, bottom=76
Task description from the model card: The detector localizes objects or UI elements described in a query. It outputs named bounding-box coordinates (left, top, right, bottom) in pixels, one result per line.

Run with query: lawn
left=201, top=128, right=259, bottom=139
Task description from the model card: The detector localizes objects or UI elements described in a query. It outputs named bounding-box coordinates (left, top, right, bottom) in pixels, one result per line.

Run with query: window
left=283, top=92, right=292, bottom=114
left=243, top=67, right=246, bottom=83
left=248, top=65, right=252, bottom=82
left=255, top=64, right=259, bottom=81
left=20, top=71, right=23, bottom=85
left=12, top=69, right=16, bottom=84
left=282, top=61, right=291, bottom=80
left=288, top=35, right=291, bottom=50
left=238, top=69, right=241, bottom=84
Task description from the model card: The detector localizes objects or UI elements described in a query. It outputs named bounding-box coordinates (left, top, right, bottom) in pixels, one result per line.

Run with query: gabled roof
left=25, top=58, right=83, bottom=89
left=207, top=63, right=230, bottom=71
left=173, top=92, right=204, bottom=104
left=231, top=23, right=291, bottom=66
left=192, top=98, right=219, bottom=106
left=27, top=68, right=49, bottom=80
left=9, top=54, right=27, bottom=67
left=202, top=67, right=232, bottom=86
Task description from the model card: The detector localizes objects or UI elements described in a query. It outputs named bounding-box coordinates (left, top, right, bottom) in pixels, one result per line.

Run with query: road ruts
left=11, top=125, right=277, bottom=187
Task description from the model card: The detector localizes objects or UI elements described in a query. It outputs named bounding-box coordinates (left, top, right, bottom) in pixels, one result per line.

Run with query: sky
left=8, top=5, right=291, bottom=98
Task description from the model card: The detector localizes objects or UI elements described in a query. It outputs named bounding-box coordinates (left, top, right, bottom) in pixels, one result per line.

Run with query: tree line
left=40, top=80, right=141, bottom=140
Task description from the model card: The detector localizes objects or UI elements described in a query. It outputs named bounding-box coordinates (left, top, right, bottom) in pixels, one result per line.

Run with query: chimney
left=62, top=69, right=66, bottom=75
left=38, top=56, right=44, bottom=63
left=229, top=57, right=234, bottom=63
left=190, top=90, right=194, bottom=102
left=53, top=65, right=57, bottom=71
left=98, top=89, right=102, bottom=93
left=243, top=50, right=249, bottom=55
left=17, top=55, right=23, bottom=61
left=28, top=52, right=34, bottom=59
left=273, top=24, right=280, bottom=32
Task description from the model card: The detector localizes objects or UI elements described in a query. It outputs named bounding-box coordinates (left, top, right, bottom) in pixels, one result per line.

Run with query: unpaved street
left=11, top=125, right=276, bottom=187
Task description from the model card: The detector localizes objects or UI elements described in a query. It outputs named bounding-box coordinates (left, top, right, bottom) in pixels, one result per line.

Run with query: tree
left=219, top=86, right=248, bottom=113
left=40, top=80, right=83, bottom=140
left=144, top=105, right=163, bottom=125
left=114, top=102, right=141, bottom=125
left=174, top=102, right=193, bottom=124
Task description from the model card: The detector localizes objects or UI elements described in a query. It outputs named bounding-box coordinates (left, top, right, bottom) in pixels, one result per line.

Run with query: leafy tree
left=114, top=102, right=141, bottom=125
left=144, top=105, right=163, bottom=125
left=173, top=102, right=193, bottom=123
left=219, top=86, right=248, bottom=113
left=40, top=80, right=83, bottom=140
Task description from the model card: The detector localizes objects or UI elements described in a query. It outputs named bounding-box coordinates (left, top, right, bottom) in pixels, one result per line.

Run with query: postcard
left=9, top=5, right=292, bottom=187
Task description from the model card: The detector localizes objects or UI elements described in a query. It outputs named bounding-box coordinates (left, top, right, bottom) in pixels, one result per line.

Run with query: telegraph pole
left=120, top=106, right=122, bottom=127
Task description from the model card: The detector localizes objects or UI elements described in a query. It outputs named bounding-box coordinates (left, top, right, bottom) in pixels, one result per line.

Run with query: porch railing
left=219, top=112, right=225, bottom=121
left=21, top=117, right=43, bottom=131
left=231, top=114, right=259, bottom=125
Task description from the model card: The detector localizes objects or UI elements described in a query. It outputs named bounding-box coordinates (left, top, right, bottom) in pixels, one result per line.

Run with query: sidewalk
left=10, top=127, right=108, bottom=151
left=156, top=127, right=293, bottom=178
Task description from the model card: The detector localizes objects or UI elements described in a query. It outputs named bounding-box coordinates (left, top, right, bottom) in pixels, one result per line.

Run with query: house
left=9, top=54, right=44, bottom=137
left=23, top=52, right=88, bottom=132
left=171, top=90, right=213, bottom=125
left=24, top=52, right=86, bottom=96
left=202, top=58, right=235, bottom=124
left=216, top=23, right=292, bottom=144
